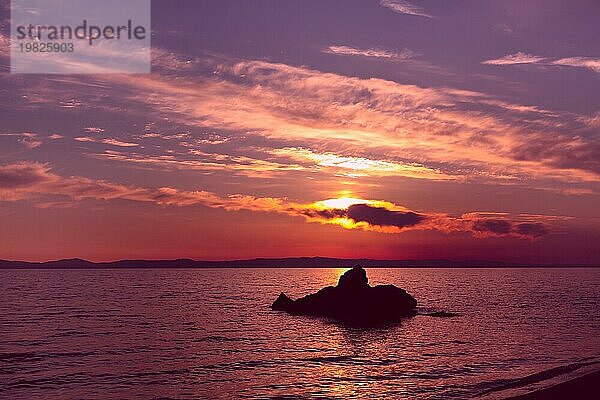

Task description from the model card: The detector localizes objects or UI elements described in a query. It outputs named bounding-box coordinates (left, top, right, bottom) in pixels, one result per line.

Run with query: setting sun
left=314, top=197, right=369, bottom=210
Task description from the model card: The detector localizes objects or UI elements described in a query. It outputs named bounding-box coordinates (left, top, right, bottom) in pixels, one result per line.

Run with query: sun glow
left=315, top=197, right=369, bottom=210
left=329, top=217, right=359, bottom=229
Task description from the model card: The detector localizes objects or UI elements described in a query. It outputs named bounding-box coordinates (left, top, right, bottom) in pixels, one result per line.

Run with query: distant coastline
left=1, top=257, right=598, bottom=269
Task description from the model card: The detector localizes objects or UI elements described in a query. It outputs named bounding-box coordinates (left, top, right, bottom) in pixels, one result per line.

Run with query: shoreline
left=506, top=369, right=600, bottom=400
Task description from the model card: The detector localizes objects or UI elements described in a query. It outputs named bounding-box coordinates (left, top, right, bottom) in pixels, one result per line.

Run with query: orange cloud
left=270, top=147, right=456, bottom=180
left=6, top=55, right=600, bottom=190
left=102, top=58, right=600, bottom=187
left=93, top=149, right=305, bottom=178
left=290, top=197, right=552, bottom=239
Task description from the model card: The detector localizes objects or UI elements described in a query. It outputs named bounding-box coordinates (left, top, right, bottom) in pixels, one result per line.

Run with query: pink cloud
left=552, top=57, right=600, bottom=73
left=324, top=45, right=417, bottom=60
left=482, top=52, right=546, bottom=65
left=7, top=55, right=600, bottom=192
left=113, top=59, right=599, bottom=186
left=380, top=0, right=434, bottom=18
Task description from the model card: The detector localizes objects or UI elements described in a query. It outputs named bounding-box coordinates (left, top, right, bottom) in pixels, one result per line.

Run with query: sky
left=0, top=0, right=599, bottom=264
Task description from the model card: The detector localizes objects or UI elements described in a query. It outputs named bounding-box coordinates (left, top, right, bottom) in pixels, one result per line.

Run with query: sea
left=1, top=267, right=599, bottom=399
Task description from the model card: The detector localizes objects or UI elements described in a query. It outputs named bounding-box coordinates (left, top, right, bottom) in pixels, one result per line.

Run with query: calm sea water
left=1, top=268, right=599, bottom=399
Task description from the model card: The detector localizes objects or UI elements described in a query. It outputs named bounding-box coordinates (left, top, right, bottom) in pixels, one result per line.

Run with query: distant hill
left=0, top=257, right=595, bottom=269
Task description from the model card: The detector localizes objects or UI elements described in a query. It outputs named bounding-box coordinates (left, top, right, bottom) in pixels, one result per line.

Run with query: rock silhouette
left=425, top=311, right=459, bottom=318
left=271, top=266, right=417, bottom=324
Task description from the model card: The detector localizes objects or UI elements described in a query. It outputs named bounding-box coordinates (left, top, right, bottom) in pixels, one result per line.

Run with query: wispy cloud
left=5, top=55, right=600, bottom=192
left=552, top=57, right=600, bottom=73
left=93, top=149, right=305, bottom=178
left=84, top=127, right=105, bottom=133
left=270, top=147, right=455, bottom=180
left=380, top=0, right=434, bottom=18
left=482, top=52, right=546, bottom=66
left=0, top=132, right=42, bottom=149
left=84, top=144, right=455, bottom=181
left=114, top=58, right=600, bottom=184
left=580, top=112, right=600, bottom=128
left=74, top=137, right=96, bottom=143
left=74, top=137, right=139, bottom=147
left=324, top=45, right=417, bottom=60
left=101, top=138, right=139, bottom=147
left=19, top=138, right=42, bottom=149
left=483, top=53, right=600, bottom=74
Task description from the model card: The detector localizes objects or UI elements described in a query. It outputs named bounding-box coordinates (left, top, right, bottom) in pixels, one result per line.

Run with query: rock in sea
left=271, top=266, right=417, bottom=324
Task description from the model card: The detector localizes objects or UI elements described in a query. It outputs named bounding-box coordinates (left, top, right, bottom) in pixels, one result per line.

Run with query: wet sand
left=507, top=369, right=600, bottom=400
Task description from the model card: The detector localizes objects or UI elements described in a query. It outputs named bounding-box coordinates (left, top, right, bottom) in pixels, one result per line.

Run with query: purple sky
left=0, top=0, right=599, bottom=264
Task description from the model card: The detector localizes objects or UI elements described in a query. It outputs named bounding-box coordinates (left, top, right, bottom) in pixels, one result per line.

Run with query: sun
left=315, top=197, right=368, bottom=210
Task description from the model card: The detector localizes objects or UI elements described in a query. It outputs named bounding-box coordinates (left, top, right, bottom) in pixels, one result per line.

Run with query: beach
left=507, top=370, right=600, bottom=399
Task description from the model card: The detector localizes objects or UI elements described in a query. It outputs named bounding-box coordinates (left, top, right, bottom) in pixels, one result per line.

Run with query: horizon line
left=1, top=256, right=599, bottom=268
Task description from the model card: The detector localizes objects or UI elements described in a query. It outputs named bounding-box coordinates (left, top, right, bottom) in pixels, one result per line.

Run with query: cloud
left=552, top=57, right=600, bottom=73
left=324, top=45, right=417, bottom=60
left=293, top=197, right=552, bottom=239
left=346, top=203, right=425, bottom=228
left=580, top=112, right=600, bottom=128
left=0, top=132, right=42, bottom=149
left=88, top=144, right=455, bottom=181
left=7, top=32, right=150, bottom=74
left=75, top=137, right=96, bottom=143
left=472, top=219, right=549, bottom=238
left=0, top=161, right=235, bottom=206
left=0, top=26, right=10, bottom=70
left=483, top=53, right=600, bottom=74
left=380, top=0, right=434, bottom=18
left=74, top=137, right=139, bottom=147
left=0, top=162, right=54, bottom=193
left=7, top=55, right=600, bottom=190
left=113, top=58, right=599, bottom=185
left=510, top=132, right=600, bottom=176
left=298, top=203, right=425, bottom=231
left=19, top=138, right=42, bottom=149
left=270, top=147, right=456, bottom=180
left=482, top=52, right=546, bottom=66
left=0, top=162, right=553, bottom=240
left=93, top=149, right=305, bottom=178
left=84, top=127, right=105, bottom=133
left=472, top=219, right=512, bottom=235
left=0, top=31, right=8, bottom=57
left=513, top=222, right=550, bottom=238
left=101, top=138, right=139, bottom=147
